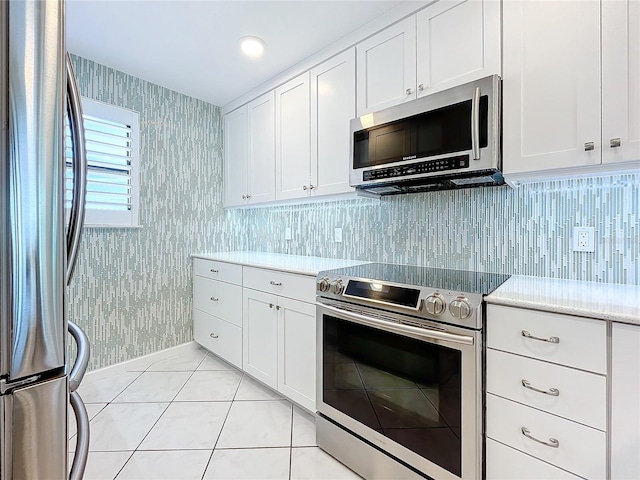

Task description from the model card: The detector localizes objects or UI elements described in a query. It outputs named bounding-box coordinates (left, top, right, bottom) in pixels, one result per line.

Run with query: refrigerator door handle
left=69, top=391, right=90, bottom=480
left=68, top=320, right=90, bottom=392
left=65, top=53, right=87, bottom=286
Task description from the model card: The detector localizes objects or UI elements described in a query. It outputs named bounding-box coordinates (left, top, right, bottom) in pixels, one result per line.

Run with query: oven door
left=316, top=299, right=482, bottom=480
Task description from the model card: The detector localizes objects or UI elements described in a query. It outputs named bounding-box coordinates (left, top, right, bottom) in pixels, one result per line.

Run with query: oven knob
left=317, top=276, right=331, bottom=293
left=425, top=293, right=445, bottom=315
left=332, top=279, right=344, bottom=295
left=449, top=296, right=472, bottom=320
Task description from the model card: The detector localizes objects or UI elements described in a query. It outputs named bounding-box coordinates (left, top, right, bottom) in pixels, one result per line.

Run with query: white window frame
left=71, top=98, right=141, bottom=227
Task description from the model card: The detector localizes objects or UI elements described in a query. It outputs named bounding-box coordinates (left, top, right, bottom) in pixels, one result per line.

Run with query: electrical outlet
left=573, top=226, right=595, bottom=252
left=285, top=227, right=292, bottom=241
left=334, top=227, right=343, bottom=243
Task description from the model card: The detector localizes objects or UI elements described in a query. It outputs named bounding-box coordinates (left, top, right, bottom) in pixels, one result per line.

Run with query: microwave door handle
left=317, top=303, right=474, bottom=346
left=471, top=86, right=480, bottom=160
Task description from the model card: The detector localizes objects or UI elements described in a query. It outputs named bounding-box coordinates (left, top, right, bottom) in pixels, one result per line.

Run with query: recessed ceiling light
left=239, top=36, right=265, bottom=58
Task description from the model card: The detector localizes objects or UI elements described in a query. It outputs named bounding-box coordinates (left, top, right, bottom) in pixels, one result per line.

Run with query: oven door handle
left=318, top=303, right=474, bottom=346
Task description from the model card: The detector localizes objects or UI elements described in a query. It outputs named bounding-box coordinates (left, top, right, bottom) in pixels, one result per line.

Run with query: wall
left=246, top=173, right=640, bottom=285
left=68, top=56, right=245, bottom=370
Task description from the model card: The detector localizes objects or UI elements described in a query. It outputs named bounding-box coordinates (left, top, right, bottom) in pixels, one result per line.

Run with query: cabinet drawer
left=486, top=305, right=606, bottom=374
left=194, top=277, right=242, bottom=327
left=193, top=258, right=242, bottom=285
left=193, top=309, right=242, bottom=368
left=487, top=349, right=606, bottom=430
left=243, top=266, right=316, bottom=303
left=486, top=439, right=580, bottom=480
left=486, top=394, right=606, bottom=479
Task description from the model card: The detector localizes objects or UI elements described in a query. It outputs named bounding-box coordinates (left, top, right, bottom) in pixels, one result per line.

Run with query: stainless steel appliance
left=350, top=75, right=503, bottom=194
left=316, top=263, right=509, bottom=480
left=1, top=1, right=90, bottom=478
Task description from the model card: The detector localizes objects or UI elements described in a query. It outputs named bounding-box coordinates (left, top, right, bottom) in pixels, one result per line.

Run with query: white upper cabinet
left=310, top=49, right=356, bottom=197
left=223, top=106, right=248, bottom=207
left=356, top=17, right=417, bottom=116
left=275, top=72, right=311, bottom=200
left=602, top=0, right=640, bottom=165
left=503, top=0, right=602, bottom=176
left=416, top=0, right=501, bottom=97
left=247, top=92, right=276, bottom=203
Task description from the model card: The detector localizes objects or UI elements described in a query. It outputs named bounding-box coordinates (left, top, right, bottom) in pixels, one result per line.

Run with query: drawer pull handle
left=521, top=427, right=559, bottom=448
left=270, top=281, right=282, bottom=286
left=276, top=305, right=281, bottom=311
left=210, top=297, right=219, bottom=302
left=522, top=379, right=560, bottom=397
left=269, top=303, right=274, bottom=308
left=521, top=330, right=559, bottom=344
left=210, top=269, right=219, bottom=273
left=210, top=333, right=219, bottom=339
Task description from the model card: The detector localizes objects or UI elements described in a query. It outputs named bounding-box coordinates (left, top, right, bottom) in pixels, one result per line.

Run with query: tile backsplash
left=68, top=55, right=639, bottom=370
left=246, top=174, right=639, bottom=285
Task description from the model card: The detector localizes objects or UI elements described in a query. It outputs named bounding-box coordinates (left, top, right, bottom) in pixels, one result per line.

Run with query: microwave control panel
left=362, top=155, right=469, bottom=182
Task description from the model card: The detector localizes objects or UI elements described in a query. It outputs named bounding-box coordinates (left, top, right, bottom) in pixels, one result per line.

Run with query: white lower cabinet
left=242, top=289, right=279, bottom=389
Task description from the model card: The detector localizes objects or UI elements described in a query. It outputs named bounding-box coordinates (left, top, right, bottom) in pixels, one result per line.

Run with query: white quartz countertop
left=191, top=251, right=369, bottom=277
left=486, top=276, right=640, bottom=325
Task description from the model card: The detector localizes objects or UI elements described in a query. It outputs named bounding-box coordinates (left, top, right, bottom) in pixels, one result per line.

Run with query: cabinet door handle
left=309, top=184, right=314, bottom=190
left=210, top=333, right=219, bottom=339
left=584, top=141, right=595, bottom=151
left=303, top=185, right=308, bottom=191
left=610, top=137, right=621, bottom=148
left=276, top=305, right=281, bottom=311
left=521, top=379, right=560, bottom=397
left=269, top=303, right=274, bottom=308
left=246, top=194, right=251, bottom=199
left=521, top=427, right=559, bottom=448
left=210, top=297, right=219, bottom=302
left=521, top=330, right=559, bottom=344
left=406, top=88, right=412, bottom=95
left=210, top=269, right=218, bottom=273
left=242, top=195, right=246, bottom=199
left=418, top=84, right=424, bottom=93
left=270, top=281, right=282, bottom=286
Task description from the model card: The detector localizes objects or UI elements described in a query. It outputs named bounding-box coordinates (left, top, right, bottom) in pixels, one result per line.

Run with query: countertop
left=191, top=251, right=369, bottom=277
left=486, top=276, right=640, bottom=325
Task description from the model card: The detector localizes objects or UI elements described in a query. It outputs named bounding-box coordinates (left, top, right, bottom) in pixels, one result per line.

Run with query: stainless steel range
left=315, top=263, right=509, bottom=480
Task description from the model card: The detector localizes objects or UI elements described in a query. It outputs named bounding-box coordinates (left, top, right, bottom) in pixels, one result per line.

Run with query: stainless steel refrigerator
left=1, top=1, right=91, bottom=478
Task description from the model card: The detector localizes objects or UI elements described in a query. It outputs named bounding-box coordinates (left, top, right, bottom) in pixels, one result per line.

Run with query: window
left=65, top=98, right=140, bottom=227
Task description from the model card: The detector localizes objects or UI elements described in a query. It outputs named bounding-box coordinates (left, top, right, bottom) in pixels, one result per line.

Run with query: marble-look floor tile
left=88, top=403, right=168, bottom=451
left=113, top=372, right=191, bottom=403
left=146, top=346, right=208, bottom=372
left=115, top=450, right=212, bottom=480
left=139, top=401, right=231, bottom=450
left=73, top=451, right=133, bottom=480
left=203, top=448, right=290, bottom=480
left=174, top=370, right=242, bottom=401
left=69, top=403, right=107, bottom=439
left=197, top=353, right=241, bottom=371
left=292, top=406, right=317, bottom=447
left=234, top=375, right=284, bottom=401
left=216, top=400, right=292, bottom=448
left=290, top=447, right=361, bottom=480
left=77, top=371, right=141, bottom=403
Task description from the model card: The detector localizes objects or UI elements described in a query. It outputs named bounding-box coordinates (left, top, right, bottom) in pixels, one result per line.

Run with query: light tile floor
left=70, top=342, right=361, bottom=480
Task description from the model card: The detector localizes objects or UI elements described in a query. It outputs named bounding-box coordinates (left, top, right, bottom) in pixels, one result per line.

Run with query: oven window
left=323, top=315, right=462, bottom=477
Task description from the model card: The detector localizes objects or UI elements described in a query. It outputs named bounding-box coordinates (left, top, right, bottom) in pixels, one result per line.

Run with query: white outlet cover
left=334, top=227, right=343, bottom=243
left=572, top=226, right=595, bottom=252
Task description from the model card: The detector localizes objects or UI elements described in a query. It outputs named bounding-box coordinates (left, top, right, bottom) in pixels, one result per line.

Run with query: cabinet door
left=416, top=0, right=500, bottom=97
left=602, top=0, right=640, bottom=165
left=611, top=322, right=640, bottom=479
left=223, top=106, right=247, bottom=207
left=247, top=91, right=276, bottom=204
left=502, top=0, right=601, bottom=175
left=242, top=289, right=278, bottom=389
left=275, top=72, right=311, bottom=200
left=310, top=49, right=355, bottom=197
left=277, top=297, right=316, bottom=411
left=356, top=16, right=417, bottom=116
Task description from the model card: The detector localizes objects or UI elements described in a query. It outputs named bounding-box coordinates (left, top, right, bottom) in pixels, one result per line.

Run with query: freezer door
left=1, top=376, right=68, bottom=479
left=2, top=0, right=66, bottom=380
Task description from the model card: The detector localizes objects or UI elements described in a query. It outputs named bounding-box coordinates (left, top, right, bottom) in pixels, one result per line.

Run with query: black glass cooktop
left=322, top=263, right=510, bottom=296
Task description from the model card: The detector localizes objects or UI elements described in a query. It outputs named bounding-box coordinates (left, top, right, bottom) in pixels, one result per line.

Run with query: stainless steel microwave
left=350, top=75, right=503, bottom=195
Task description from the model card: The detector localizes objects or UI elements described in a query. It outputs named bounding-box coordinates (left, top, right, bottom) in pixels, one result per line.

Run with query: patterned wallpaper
left=68, top=55, right=639, bottom=370
left=67, top=56, right=245, bottom=370
left=246, top=173, right=640, bottom=285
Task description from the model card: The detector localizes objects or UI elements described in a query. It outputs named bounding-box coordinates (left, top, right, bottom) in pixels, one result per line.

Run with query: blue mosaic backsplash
left=69, top=55, right=639, bottom=370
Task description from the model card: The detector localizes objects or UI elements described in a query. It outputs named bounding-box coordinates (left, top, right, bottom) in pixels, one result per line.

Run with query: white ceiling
left=66, top=0, right=413, bottom=107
